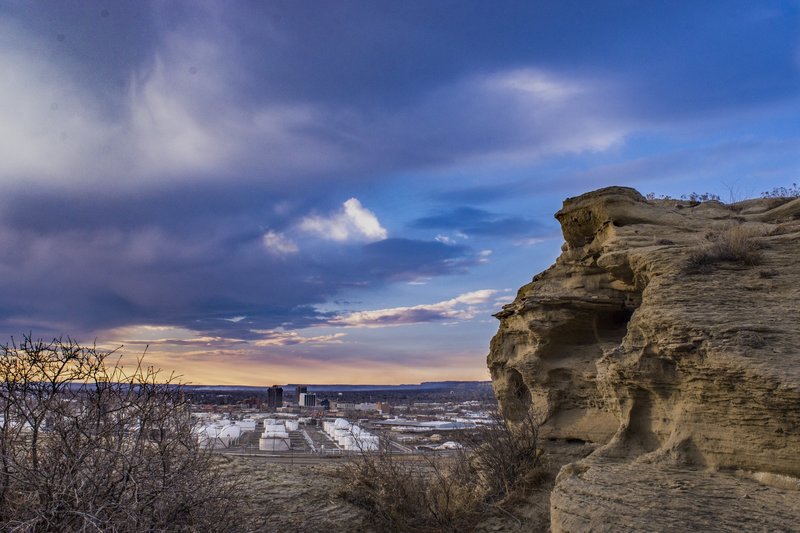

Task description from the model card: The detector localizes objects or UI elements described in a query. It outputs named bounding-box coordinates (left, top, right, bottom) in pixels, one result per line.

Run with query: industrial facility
left=188, top=382, right=495, bottom=456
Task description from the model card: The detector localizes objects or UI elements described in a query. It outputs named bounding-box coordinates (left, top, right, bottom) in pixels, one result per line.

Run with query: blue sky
left=0, top=1, right=798, bottom=384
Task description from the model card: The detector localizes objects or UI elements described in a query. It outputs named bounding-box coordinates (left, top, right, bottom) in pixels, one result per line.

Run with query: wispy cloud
left=125, top=337, right=247, bottom=348
left=252, top=329, right=347, bottom=346
left=485, top=69, right=583, bottom=102
left=330, top=289, right=497, bottom=328
left=262, top=230, right=299, bottom=255
left=412, top=206, right=544, bottom=238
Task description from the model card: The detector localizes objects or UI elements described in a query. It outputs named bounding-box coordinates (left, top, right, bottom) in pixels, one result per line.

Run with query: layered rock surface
left=488, top=187, right=800, bottom=531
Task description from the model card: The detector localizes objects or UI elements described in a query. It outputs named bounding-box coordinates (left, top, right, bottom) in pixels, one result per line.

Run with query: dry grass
left=685, top=225, right=763, bottom=273
left=221, top=457, right=365, bottom=531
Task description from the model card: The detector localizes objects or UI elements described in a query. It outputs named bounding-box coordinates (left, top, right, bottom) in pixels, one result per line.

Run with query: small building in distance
left=334, top=401, right=356, bottom=411
left=298, top=392, right=317, bottom=407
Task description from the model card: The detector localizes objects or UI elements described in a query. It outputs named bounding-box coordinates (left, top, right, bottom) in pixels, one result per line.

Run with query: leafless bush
left=646, top=183, right=800, bottom=204
left=466, top=410, right=543, bottom=503
left=761, top=182, right=800, bottom=199
left=0, top=335, right=248, bottom=532
left=685, top=224, right=763, bottom=272
left=338, top=439, right=463, bottom=532
left=339, top=410, right=542, bottom=532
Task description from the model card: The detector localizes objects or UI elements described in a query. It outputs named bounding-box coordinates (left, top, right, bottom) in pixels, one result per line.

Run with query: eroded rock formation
left=488, top=187, right=800, bottom=531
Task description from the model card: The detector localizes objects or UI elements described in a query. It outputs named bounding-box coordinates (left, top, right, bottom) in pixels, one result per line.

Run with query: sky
left=0, top=1, right=798, bottom=385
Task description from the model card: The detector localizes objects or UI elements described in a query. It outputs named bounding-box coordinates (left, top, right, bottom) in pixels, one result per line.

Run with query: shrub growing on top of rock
left=645, top=192, right=721, bottom=202
left=685, top=224, right=763, bottom=273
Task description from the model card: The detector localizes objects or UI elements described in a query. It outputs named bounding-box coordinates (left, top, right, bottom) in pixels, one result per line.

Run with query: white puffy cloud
left=300, top=198, right=388, bottom=242
left=329, top=289, right=497, bottom=328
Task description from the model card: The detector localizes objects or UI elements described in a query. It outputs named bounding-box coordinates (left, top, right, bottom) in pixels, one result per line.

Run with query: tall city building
left=267, top=385, right=283, bottom=409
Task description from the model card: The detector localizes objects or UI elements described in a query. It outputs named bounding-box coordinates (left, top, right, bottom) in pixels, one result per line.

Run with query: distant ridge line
left=184, top=380, right=491, bottom=392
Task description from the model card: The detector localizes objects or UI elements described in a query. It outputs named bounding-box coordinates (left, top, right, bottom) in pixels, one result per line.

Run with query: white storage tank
left=236, top=419, right=256, bottom=431
left=218, top=425, right=241, bottom=439
left=259, top=435, right=290, bottom=451
left=259, top=421, right=290, bottom=451
left=326, top=423, right=338, bottom=438
left=264, top=423, right=288, bottom=438
left=357, top=436, right=379, bottom=451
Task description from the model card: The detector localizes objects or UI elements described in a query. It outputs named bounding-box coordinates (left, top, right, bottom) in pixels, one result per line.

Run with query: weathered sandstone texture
left=488, top=187, right=800, bottom=531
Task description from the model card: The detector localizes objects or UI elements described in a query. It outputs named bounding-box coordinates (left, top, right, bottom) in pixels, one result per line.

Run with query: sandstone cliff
left=488, top=187, right=800, bottom=532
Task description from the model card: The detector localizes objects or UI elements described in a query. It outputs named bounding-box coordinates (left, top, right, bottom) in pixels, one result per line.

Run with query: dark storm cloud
left=3, top=1, right=795, bottom=190
left=1, top=1, right=631, bottom=198
left=186, top=1, right=800, bottom=116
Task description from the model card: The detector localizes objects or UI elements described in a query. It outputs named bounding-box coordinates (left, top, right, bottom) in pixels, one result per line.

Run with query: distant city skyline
left=0, top=2, right=798, bottom=384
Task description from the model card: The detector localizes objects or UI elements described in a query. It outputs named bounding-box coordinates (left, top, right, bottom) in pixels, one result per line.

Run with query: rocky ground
left=552, top=460, right=800, bottom=532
